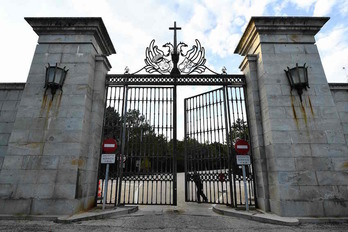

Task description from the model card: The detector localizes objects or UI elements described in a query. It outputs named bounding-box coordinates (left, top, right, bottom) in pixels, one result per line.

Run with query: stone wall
left=236, top=17, right=348, bottom=217
left=0, top=18, right=115, bottom=215
left=0, top=83, right=24, bottom=159
left=330, top=84, right=348, bottom=145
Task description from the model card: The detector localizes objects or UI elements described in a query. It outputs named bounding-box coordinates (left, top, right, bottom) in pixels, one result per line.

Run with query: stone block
left=268, top=158, right=296, bottom=171
left=269, top=118, right=297, bottom=131
left=21, top=155, right=41, bottom=170
left=309, top=131, right=328, bottom=144
left=56, top=169, right=77, bottom=184
left=274, top=44, right=305, bottom=54
left=291, top=144, right=311, bottom=157
left=14, top=183, right=37, bottom=198
left=20, top=170, right=40, bottom=184
left=288, top=131, right=310, bottom=144
left=58, top=155, right=80, bottom=171
left=304, top=44, right=319, bottom=54
left=276, top=185, right=300, bottom=200
left=53, top=183, right=76, bottom=199
left=34, top=44, right=49, bottom=53
left=0, top=111, right=17, bottom=122
left=31, top=53, right=62, bottom=65
left=279, top=200, right=325, bottom=217
left=332, top=91, right=348, bottom=102
left=311, top=144, right=348, bottom=157
left=7, top=142, right=44, bottom=156
left=0, top=156, right=3, bottom=167
left=0, top=170, right=22, bottom=184
left=323, top=200, right=348, bottom=217
left=338, top=112, right=348, bottom=122
left=43, top=142, right=81, bottom=156
left=8, top=130, right=30, bottom=144
left=325, top=130, right=346, bottom=144
left=0, top=91, right=8, bottom=99
left=277, top=171, right=318, bottom=186
left=331, top=158, right=348, bottom=171
left=6, top=91, right=21, bottom=101
left=295, top=157, right=333, bottom=171
left=35, top=184, right=55, bottom=198
left=0, top=134, right=10, bottom=146
left=336, top=102, right=348, bottom=112
left=41, top=156, right=59, bottom=169
left=31, top=198, right=82, bottom=215
left=62, top=53, right=95, bottom=64
left=0, top=122, right=14, bottom=133
left=0, top=199, right=31, bottom=214
left=38, top=170, right=57, bottom=184
left=0, top=183, right=16, bottom=198
left=2, top=155, right=23, bottom=170
left=45, top=130, right=82, bottom=144
left=1, top=101, right=18, bottom=110
left=317, top=171, right=348, bottom=185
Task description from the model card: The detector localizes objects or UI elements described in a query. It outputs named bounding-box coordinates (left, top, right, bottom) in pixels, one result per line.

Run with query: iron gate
left=185, top=86, right=255, bottom=208
left=98, top=84, right=177, bottom=205
left=96, top=21, right=255, bottom=207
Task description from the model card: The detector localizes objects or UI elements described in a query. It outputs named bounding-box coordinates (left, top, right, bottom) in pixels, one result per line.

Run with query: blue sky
left=0, top=0, right=347, bottom=139
left=0, top=0, right=347, bottom=83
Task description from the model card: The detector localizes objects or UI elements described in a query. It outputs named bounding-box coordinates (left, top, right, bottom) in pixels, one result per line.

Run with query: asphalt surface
left=0, top=173, right=347, bottom=231
left=0, top=207, right=348, bottom=232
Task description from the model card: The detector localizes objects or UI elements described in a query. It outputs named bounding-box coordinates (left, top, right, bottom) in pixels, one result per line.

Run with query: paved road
left=0, top=173, right=347, bottom=231
left=0, top=208, right=347, bottom=232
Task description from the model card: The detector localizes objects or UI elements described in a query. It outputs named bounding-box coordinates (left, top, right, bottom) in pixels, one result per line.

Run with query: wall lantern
left=284, top=63, right=309, bottom=102
left=44, top=63, right=68, bottom=99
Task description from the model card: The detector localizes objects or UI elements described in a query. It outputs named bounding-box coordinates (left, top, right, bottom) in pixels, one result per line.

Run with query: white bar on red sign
left=104, top=144, right=115, bottom=147
left=236, top=145, right=248, bottom=149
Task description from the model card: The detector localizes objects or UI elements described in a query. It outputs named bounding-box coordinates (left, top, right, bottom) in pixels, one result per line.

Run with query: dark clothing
left=193, top=173, right=208, bottom=203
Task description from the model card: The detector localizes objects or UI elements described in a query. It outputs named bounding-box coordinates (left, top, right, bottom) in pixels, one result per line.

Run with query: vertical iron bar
left=223, top=86, right=233, bottom=206
left=184, top=98, right=188, bottom=202
left=118, top=84, right=128, bottom=206
left=173, top=84, right=177, bottom=205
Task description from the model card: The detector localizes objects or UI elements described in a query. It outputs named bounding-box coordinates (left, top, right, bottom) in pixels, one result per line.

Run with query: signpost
left=235, top=139, right=250, bottom=211
left=101, top=138, right=117, bottom=210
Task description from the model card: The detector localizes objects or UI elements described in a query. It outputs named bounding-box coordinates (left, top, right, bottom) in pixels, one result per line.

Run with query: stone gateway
left=0, top=17, right=347, bottom=217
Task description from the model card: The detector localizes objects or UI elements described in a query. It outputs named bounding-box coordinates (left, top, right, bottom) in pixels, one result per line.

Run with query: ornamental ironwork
left=127, top=22, right=223, bottom=75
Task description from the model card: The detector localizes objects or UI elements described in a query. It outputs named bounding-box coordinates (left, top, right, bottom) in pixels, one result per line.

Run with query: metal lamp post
left=284, top=63, right=309, bottom=102
left=45, top=63, right=68, bottom=99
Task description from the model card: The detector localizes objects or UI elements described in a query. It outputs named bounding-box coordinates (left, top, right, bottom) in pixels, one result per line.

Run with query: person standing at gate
left=193, top=171, right=208, bottom=203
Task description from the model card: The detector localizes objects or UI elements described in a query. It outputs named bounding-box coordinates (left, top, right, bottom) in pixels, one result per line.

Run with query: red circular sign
left=218, top=173, right=226, bottom=182
left=102, top=138, right=117, bottom=153
left=235, top=139, right=250, bottom=155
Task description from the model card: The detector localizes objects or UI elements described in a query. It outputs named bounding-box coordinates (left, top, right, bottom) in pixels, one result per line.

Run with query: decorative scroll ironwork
left=142, top=39, right=208, bottom=75
left=106, top=74, right=245, bottom=86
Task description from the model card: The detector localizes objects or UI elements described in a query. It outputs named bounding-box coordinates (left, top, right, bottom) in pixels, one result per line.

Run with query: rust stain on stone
left=291, top=93, right=299, bottom=129
left=40, top=94, right=48, bottom=116
left=55, top=92, right=63, bottom=117
left=308, top=96, right=314, bottom=116
left=71, top=159, right=84, bottom=167
left=343, top=162, right=348, bottom=169
left=300, top=102, right=308, bottom=126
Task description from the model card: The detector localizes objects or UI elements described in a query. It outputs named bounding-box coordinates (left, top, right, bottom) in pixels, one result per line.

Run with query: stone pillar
left=0, top=18, right=115, bottom=215
left=235, top=17, right=348, bottom=217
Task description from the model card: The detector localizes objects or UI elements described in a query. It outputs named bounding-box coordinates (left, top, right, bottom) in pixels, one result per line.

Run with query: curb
left=212, top=205, right=300, bottom=226
left=56, top=206, right=138, bottom=223
left=0, top=215, right=59, bottom=221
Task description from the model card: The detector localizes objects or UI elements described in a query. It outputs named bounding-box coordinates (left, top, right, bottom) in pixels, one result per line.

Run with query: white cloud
left=288, top=0, right=316, bottom=10
left=316, top=25, right=348, bottom=82
left=313, top=0, right=338, bottom=16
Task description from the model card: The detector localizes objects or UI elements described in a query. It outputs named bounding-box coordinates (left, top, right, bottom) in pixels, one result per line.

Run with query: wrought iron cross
left=169, top=21, right=181, bottom=56
left=169, top=21, right=181, bottom=75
